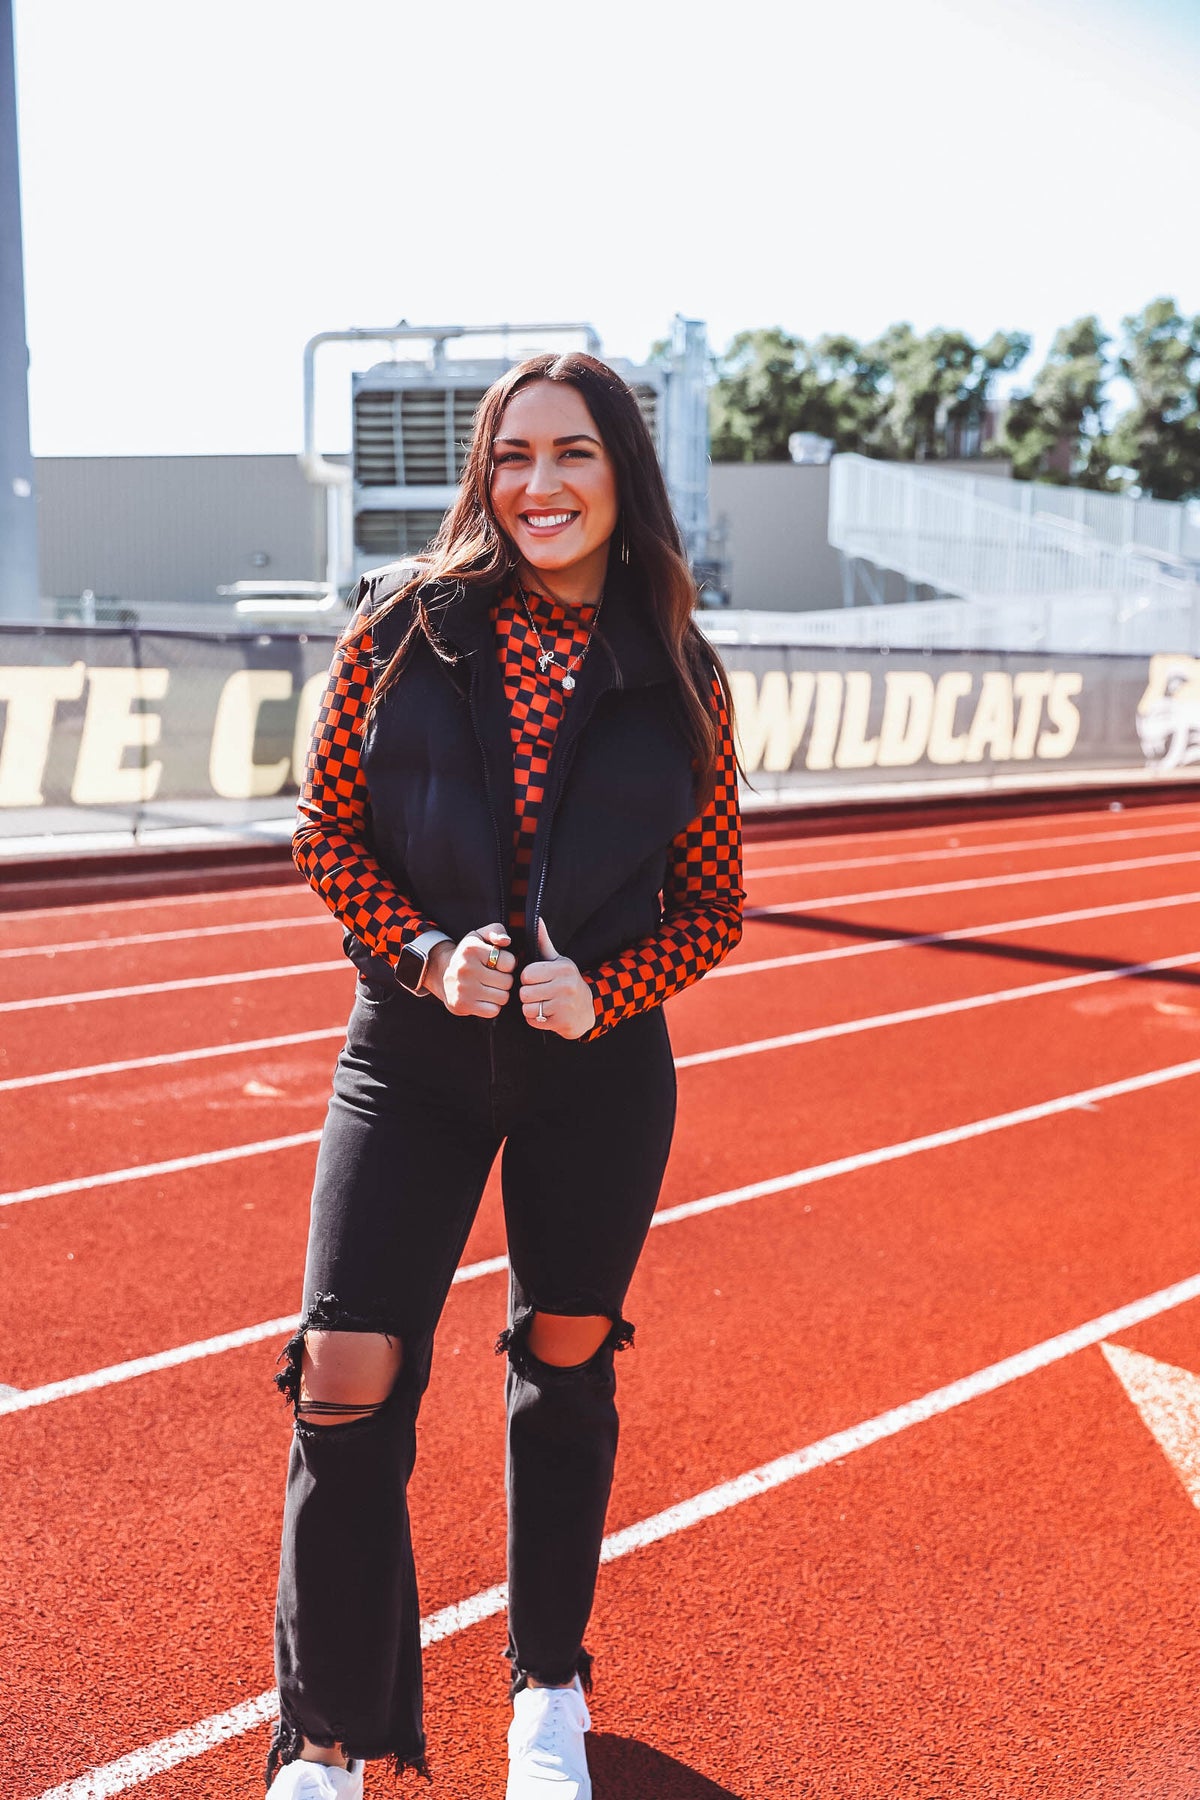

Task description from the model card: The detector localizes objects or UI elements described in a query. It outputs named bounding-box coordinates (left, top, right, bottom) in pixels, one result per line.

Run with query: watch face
left=397, top=944, right=426, bottom=992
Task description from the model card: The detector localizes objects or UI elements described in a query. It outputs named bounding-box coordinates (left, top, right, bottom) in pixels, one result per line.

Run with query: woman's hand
left=424, top=924, right=515, bottom=1018
left=520, top=920, right=597, bottom=1040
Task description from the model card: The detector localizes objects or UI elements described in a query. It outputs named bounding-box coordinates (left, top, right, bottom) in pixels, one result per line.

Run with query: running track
left=6, top=798, right=1200, bottom=1797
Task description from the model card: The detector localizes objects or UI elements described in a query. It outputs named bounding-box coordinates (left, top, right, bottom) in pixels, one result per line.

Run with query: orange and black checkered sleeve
left=580, top=671, right=744, bottom=1040
left=292, top=621, right=443, bottom=965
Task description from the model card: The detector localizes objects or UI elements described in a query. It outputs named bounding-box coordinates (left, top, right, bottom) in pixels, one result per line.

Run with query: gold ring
left=487, top=945, right=501, bottom=968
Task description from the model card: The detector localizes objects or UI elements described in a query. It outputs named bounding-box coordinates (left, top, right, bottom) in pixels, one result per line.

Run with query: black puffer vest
left=342, top=562, right=701, bottom=986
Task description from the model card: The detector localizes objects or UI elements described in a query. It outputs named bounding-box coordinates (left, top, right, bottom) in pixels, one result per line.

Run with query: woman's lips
left=520, top=510, right=580, bottom=537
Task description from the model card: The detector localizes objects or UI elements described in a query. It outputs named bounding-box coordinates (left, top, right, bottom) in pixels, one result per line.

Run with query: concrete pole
left=0, top=0, right=38, bottom=621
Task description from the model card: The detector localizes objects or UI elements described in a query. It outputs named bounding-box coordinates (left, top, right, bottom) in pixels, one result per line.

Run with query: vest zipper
left=468, top=684, right=507, bottom=925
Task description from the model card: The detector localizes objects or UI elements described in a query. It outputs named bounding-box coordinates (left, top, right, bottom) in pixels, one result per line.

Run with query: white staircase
left=820, top=454, right=1200, bottom=653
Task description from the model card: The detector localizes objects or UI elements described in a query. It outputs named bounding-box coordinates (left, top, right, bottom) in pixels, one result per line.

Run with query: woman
left=267, top=352, right=745, bottom=1798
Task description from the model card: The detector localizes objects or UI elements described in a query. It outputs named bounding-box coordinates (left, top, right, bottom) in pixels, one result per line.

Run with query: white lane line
left=676, top=950, right=1200, bottom=1069
left=0, top=959, right=347, bottom=1015
left=746, top=817, right=1200, bottom=881
left=0, top=878, right=301, bottom=926
left=0, top=1028, right=346, bottom=1094
left=9, top=848, right=1199, bottom=1013
left=738, top=798, right=1200, bottom=861
left=34, top=1258, right=1200, bottom=1800
left=0, top=1254, right=513, bottom=1419
left=747, top=848, right=1200, bottom=917
left=11, top=889, right=1200, bottom=1093
left=713, top=887, right=1200, bottom=979
left=9, top=822, right=1198, bottom=962
left=9, top=1055, right=1200, bottom=1409
left=0, top=1132, right=323, bottom=1207
left=0, top=914, right=334, bottom=962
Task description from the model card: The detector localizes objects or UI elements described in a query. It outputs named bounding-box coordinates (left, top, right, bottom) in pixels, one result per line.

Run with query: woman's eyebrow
left=494, top=434, right=602, bottom=448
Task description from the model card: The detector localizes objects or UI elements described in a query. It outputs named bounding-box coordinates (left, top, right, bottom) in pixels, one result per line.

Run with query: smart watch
left=396, top=930, right=452, bottom=996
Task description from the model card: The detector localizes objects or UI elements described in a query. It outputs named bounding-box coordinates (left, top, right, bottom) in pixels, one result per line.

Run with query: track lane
left=7, top=945, right=1200, bottom=1384
left=10, top=1075, right=1200, bottom=1795
left=8, top=891, right=1200, bottom=1193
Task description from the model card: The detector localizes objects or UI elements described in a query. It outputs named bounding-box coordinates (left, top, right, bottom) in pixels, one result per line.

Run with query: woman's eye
left=494, top=453, right=525, bottom=466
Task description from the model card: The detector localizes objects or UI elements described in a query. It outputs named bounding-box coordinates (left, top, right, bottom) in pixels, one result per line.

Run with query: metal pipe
left=299, top=321, right=602, bottom=596
left=0, top=0, right=37, bottom=621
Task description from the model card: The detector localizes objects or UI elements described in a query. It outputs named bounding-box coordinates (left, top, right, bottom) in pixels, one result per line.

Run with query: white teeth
left=526, top=512, right=573, bottom=528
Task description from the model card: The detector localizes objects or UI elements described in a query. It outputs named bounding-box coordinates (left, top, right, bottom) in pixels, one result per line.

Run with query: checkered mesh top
left=293, top=584, right=744, bottom=1039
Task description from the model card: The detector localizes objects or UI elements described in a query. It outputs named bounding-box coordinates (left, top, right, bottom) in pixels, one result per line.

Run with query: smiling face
left=489, top=379, right=620, bottom=601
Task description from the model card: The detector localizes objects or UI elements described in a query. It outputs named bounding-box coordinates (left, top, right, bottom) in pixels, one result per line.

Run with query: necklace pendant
left=561, top=672, right=576, bottom=692
left=537, top=651, right=554, bottom=672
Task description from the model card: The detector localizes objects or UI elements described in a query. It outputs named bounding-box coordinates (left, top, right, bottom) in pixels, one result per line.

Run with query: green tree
left=709, top=328, right=809, bottom=461
left=709, top=322, right=1029, bottom=463
left=1107, top=297, right=1200, bottom=501
left=996, top=316, right=1113, bottom=487
left=866, top=324, right=1030, bottom=461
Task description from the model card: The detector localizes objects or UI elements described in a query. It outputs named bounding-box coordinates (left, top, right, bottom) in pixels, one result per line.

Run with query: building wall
left=35, top=454, right=325, bottom=608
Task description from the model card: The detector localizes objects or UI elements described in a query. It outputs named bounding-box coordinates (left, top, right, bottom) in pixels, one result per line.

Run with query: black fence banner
left=0, top=626, right=1197, bottom=845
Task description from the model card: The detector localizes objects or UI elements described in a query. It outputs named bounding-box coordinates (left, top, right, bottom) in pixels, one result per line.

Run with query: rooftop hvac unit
left=299, top=318, right=711, bottom=593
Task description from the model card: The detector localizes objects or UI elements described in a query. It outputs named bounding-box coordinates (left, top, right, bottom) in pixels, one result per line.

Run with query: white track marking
left=6, top=963, right=1200, bottom=1204
left=10, top=889, right=1200, bottom=1092
left=0, top=1027, right=346, bottom=1094
left=0, top=1253, right=512, bottom=1419
left=9, top=1057, right=1200, bottom=1405
left=714, top=888, right=1200, bottom=978
left=746, top=817, right=1200, bottom=880
left=33, top=1259, right=1200, bottom=1799
left=0, top=914, right=334, bottom=962
left=738, top=797, right=1200, bottom=860
left=0, top=879, right=300, bottom=925
left=9, top=849, right=1200, bottom=1012
left=747, top=848, right=1200, bottom=918
left=0, top=1131, right=323, bottom=1207
left=7, top=822, right=1198, bottom=962
left=0, top=959, right=347, bottom=1014
left=676, top=950, right=1200, bottom=1068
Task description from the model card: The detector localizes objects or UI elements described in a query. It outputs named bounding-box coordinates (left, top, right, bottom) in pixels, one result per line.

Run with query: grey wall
left=36, top=454, right=325, bottom=608
left=710, top=464, right=839, bottom=612
left=32, top=451, right=1012, bottom=618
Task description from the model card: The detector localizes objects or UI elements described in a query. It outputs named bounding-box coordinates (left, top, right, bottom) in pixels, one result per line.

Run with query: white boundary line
left=0, top=914, right=334, bottom=962
left=0, top=1028, right=346, bottom=1094
left=713, top=887, right=1200, bottom=978
left=736, top=795, right=1200, bottom=858
left=8, top=818, right=1198, bottom=962
left=0, top=959, right=347, bottom=1015
left=675, top=949, right=1200, bottom=1069
left=8, top=1053, right=1200, bottom=1414
left=33, top=1257, right=1200, bottom=1799
left=8, top=888, right=1200, bottom=1093
left=746, top=816, right=1200, bottom=880
left=746, top=847, right=1200, bottom=917
left=7, top=953, right=1200, bottom=1206
left=9, top=847, right=1200, bottom=1013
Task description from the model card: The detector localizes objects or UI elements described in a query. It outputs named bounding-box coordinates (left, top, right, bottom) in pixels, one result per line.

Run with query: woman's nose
left=523, top=455, right=562, bottom=501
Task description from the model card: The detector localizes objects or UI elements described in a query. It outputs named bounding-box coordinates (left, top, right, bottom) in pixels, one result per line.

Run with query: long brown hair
left=350, top=351, right=737, bottom=807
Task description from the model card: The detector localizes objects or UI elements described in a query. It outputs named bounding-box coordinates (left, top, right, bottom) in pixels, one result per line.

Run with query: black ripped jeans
left=268, top=978, right=677, bottom=1782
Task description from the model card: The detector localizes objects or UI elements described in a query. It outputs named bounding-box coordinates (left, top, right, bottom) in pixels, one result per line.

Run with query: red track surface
left=6, top=797, right=1200, bottom=1797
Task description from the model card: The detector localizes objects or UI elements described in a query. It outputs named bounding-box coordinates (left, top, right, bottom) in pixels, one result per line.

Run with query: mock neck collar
left=427, top=561, right=673, bottom=690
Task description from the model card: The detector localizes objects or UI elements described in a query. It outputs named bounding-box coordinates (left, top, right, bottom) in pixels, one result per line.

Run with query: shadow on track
left=589, top=1734, right=745, bottom=1797
left=750, top=909, right=1200, bottom=991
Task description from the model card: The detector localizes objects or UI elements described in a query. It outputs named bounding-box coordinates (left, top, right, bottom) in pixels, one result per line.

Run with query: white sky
left=12, top=0, right=1200, bottom=458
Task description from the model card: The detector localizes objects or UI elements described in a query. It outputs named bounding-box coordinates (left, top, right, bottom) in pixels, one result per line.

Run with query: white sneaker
left=266, top=1757, right=363, bottom=1799
left=506, top=1676, right=592, bottom=1799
